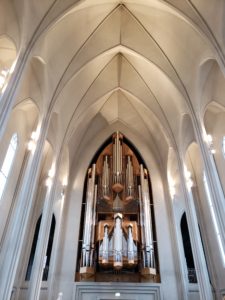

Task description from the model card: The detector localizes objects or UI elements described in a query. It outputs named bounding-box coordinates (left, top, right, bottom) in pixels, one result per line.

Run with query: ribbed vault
left=4, top=0, right=225, bottom=168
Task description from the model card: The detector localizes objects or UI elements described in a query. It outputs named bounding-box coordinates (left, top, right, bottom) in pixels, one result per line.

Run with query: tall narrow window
left=25, top=215, right=42, bottom=281
left=180, top=213, right=197, bottom=283
left=203, top=173, right=225, bottom=264
left=25, top=214, right=56, bottom=281
left=0, top=133, right=18, bottom=200
left=42, top=215, right=56, bottom=281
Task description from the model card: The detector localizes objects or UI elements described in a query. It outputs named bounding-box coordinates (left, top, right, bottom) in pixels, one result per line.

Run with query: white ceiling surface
left=5, top=0, right=225, bottom=165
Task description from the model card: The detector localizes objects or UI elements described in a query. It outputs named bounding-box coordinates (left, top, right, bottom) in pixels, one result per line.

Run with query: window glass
left=0, top=133, right=18, bottom=200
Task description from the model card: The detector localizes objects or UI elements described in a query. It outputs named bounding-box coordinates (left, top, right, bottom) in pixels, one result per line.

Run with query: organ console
left=77, top=132, right=159, bottom=282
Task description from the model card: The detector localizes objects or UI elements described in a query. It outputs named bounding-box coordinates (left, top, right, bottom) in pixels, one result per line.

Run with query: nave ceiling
left=1, top=0, right=225, bottom=168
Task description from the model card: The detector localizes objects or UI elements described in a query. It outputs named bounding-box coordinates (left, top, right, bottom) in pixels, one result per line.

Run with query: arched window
left=203, top=173, right=225, bottom=264
left=25, top=215, right=42, bottom=281
left=42, top=215, right=56, bottom=281
left=222, top=136, right=225, bottom=158
left=25, top=214, right=56, bottom=281
left=180, top=213, right=197, bottom=283
left=0, top=133, right=18, bottom=200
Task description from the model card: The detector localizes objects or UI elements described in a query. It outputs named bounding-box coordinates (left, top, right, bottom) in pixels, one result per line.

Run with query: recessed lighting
left=115, top=292, right=120, bottom=297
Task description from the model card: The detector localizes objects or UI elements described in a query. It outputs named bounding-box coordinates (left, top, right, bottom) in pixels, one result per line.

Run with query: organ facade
left=77, top=132, right=159, bottom=282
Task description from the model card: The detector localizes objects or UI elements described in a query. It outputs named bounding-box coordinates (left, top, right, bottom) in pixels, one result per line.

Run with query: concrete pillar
left=181, top=165, right=213, bottom=300
left=194, top=122, right=225, bottom=252
left=27, top=174, right=56, bottom=300
left=0, top=118, right=48, bottom=300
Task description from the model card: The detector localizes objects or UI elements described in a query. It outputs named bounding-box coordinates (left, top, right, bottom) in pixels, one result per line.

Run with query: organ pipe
left=102, top=156, right=109, bottom=198
left=140, top=164, right=154, bottom=268
left=113, top=214, right=123, bottom=268
left=90, top=184, right=97, bottom=267
left=113, top=132, right=122, bottom=185
left=82, top=165, right=96, bottom=267
left=126, top=156, right=134, bottom=198
left=102, top=225, right=109, bottom=264
left=127, top=225, right=134, bottom=264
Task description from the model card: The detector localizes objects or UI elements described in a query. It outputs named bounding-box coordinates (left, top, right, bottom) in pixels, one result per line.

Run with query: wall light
left=27, top=130, right=40, bottom=153
left=184, top=165, right=193, bottom=190
left=46, top=164, right=55, bottom=187
left=168, top=172, right=175, bottom=199
left=45, top=177, right=52, bottom=187
left=205, top=133, right=216, bottom=154
left=48, top=167, right=55, bottom=178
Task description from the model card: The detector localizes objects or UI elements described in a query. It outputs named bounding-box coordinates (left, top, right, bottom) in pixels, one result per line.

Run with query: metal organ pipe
left=82, top=164, right=96, bottom=267
left=113, top=214, right=123, bottom=268
left=102, top=225, right=109, bottom=264
left=126, top=156, right=134, bottom=197
left=102, top=156, right=109, bottom=197
left=140, top=164, right=154, bottom=268
left=113, top=132, right=122, bottom=184
left=127, top=225, right=134, bottom=264
left=90, top=184, right=97, bottom=267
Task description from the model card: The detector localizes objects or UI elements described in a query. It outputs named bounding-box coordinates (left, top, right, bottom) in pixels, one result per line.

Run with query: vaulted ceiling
left=2, top=0, right=225, bottom=167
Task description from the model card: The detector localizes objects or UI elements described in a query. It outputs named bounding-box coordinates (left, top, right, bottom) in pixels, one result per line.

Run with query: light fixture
left=27, top=140, right=35, bottom=151
left=0, top=74, right=5, bottom=89
left=48, top=167, right=55, bottom=178
left=62, top=177, right=68, bottom=187
left=168, top=172, right=175, bottom=199
left=0, top=68, right=9, bottom=92
left=61, top=177, right=68, bottom=197
left=184, top=165, right=193, bottom=190
left=205, top=133, right=216, bottom=154
left=206, top=134, right=213, bottom=144
left=27, top=130, right=40, bottom=152
left=45, top=177, right=52, bottom=187
left=115, top=292, right=120, bottom=297
left=9, top=60, right=17, bottom=74
left=46, top=164, right=55, bottom=187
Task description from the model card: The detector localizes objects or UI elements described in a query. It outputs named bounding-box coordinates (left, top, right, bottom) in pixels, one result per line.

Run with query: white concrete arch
left=14, top=56, right=48, bottom=115
left=55, top=121, right=179, bottom=298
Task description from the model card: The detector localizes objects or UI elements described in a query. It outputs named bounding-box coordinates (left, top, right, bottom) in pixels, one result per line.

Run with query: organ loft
left=76, top=132, right=160, bottom=283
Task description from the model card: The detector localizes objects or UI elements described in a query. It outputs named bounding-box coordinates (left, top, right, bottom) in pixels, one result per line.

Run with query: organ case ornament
left=77, top=132, right=159, bottom=282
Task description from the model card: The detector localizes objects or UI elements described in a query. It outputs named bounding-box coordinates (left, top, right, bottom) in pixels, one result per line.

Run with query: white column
left=27, top=171, right=56, bottom=300
left=82, top=165, right=96, bottom=267
left=140, top=165, right=154, bottom=268
left=47, top=190, right=66, bottom=299
left=0, top=118, right=49, bottom=300
left=197, top=124, right=225, bottom=251
left=202, top=145, right=225, bottom=249
left=181, top=167, right=213, bottom=300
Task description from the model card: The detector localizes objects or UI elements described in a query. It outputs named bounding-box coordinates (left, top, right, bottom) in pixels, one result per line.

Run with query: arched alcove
left=25, top=214, right=56, bottom=282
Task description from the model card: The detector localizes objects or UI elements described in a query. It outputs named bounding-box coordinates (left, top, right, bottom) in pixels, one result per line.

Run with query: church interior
left=0, top=0, right=225, bottom=299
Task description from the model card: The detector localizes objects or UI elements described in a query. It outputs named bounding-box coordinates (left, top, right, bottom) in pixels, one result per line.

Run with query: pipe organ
left=78, top=132, right=159, bottom=282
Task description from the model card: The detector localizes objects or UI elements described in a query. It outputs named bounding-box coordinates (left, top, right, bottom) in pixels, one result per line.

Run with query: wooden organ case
left=76, top=132, right=160, bottom=283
